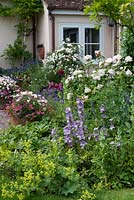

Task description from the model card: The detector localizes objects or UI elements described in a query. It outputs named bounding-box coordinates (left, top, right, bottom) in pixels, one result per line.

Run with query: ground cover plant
left=0, top=42, right=134, bottom=199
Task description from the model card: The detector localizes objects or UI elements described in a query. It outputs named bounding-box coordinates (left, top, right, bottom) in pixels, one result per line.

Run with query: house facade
left=37, top=0, right=116, bottom=59
left=0, top=0, right=116, bottom=68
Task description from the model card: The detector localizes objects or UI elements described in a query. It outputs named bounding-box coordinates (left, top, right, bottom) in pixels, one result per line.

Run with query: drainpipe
left=32, top=15, right=36, bottom=59
left=49, top=11, right=55, bottom=51
left=114, top=22, right=118, bottom=55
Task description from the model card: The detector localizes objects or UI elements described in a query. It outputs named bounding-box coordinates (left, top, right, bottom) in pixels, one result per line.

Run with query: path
left=0, top=110, right=10, bottom=130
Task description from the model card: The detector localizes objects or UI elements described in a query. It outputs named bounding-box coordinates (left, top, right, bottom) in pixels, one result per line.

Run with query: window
left=60, top=24, right=103, bottom=58
left=85, top=28, right=100, bottom=58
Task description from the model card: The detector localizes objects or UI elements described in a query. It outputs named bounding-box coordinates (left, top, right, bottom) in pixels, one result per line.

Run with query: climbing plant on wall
left=0, top=0, right=43, bottom=66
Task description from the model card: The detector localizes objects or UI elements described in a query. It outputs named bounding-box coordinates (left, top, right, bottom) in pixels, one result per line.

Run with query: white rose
left=125, top=69, right=132, bottom=76
left=113, top=54, right=122, bottom=63
left=108, top=69, right=116, bottom=76
left=125, top=56, right=133, bottom=62
left=105, top=57, right=113, bottom=64
left=92, top=75, right=101, bottom=80
left=73, top=70, right=84, bottom=76
left=65, top=38, right=70, bottom=43
left=84, top=55, right=92, bottom=61
left=98, top=69, right=106, bottom=77
left=84, top=87, right=91, bottom=94
left=78, top=74, right=83, bottom=78
left=96, top=84, right=103, bottom=90
left=65, top=79, right=69, bottom=85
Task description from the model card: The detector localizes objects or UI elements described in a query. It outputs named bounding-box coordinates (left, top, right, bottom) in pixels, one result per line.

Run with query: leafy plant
left=2, top=37, right=32, bottom=66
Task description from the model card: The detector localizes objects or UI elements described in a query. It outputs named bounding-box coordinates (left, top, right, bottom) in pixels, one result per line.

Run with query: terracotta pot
left=0, top=97, right=9, bottom=110
left=10, top=115, right=26, bottom=125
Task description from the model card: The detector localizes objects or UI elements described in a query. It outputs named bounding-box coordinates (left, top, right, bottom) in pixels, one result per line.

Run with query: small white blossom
left=125, top=69, right=132, bottom=76
left=84, top=55, right=92, bottom=61
left=78, top=74, right=83, bottom=78
left=82, top=95, right=88, bottom=100
left=125, top=56, right=133, bottom=62
left=67, top=93, right=73, bottom=100
left=65, top=79, right=69, bottom=85
left=65, top=38, right=70, bottom=43
left=108, top=69, right=116, bottom=76
left=73, top=70, right=84, bottom=76
left=96, top=84, right=103, bottom=90
left=98, top=69, right=106, bottom=77
left=99, top=61, right=104, bottom=68
left=84, top=87, right=91, bottom=94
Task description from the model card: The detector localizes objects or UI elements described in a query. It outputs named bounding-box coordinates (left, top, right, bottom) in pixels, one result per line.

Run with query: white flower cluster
left=90, top=69, right=106, bottom=80
left=44, top=42, right=82, bottom=75
left=14, top=91, right=48, bottom=105
left=104, top=54, right=133, bottom=66
left=0, top=75, right=17, bottom=88
left=0, top=75, right=18, bottom=98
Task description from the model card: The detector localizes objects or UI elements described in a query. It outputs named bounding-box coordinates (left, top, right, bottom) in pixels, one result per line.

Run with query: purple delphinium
left=51, top=128, right=58, bottom=141
left=63, top=99, right=87, bottom=149
left=99, top=104, right=106, bottom=113
left=63, top=107, right=74, bottom=146
left=77, top=98, right=84, bottom=121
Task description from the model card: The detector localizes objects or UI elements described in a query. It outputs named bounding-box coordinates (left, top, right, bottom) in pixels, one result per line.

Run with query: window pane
left=92, top=29, right=99, bottom=43
left=63, top=28, right=79, bottom=43
left=85, top=28, right=99, bottom=43
left=85, top=28, right=91, bottom=43
left=85, top=44, right=100, bottom=58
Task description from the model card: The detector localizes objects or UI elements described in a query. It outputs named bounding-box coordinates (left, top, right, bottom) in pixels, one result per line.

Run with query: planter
left=0, top=97, right=9, bottom=110
left=10, top=115, right=26, bottom=125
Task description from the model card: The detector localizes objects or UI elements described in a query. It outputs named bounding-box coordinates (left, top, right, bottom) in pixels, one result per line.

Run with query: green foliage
left=0, top=0, right=43, bottom=18
left=121, top=28, right=134, bottom=58
left=2, top=37, right=32, bottom=66
left=84, top=0, right=134, bottom=29
left=0, top=0, right=43, bottom=66
left=12, top=0, right=43, bottom=18
left=0, top=122, right=81, bottom=200
left=10, top=63, right=49, bottom=92
left=78, top=190, right=96, bottom=200
left=84, top=0, right=134, bottom=53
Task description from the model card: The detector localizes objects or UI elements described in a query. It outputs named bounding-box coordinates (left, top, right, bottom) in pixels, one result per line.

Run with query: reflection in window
left=63, top=28, right=79, bottom=43
left=85, top=28, right=100, bottom=58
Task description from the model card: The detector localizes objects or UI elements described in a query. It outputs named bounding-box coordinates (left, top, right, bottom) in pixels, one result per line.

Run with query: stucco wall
left=0, top=16, right=18, bottom=68
left=0, top=16, right=33, bottom=68
left=37, top=0, right=52, bottom=57
left=0, top=0, right=33, bottom=68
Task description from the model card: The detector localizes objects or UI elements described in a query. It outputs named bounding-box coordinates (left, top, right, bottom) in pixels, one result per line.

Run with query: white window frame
left=59, top=23, right=104, bottom=56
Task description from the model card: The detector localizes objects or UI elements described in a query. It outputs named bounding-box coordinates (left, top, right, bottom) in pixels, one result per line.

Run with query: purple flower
left=100, top=104, right=106, bottom=113
left=63, top=99, right=87, bottom=149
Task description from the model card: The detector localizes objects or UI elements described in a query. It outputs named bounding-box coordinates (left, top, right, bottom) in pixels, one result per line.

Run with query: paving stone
left=0, top=110, right=10, bottom=130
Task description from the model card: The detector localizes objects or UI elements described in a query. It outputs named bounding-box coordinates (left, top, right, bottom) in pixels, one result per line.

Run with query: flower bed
left=0, top=75, right=19, bottom=109
left=6, top=90, right=51, bottom=124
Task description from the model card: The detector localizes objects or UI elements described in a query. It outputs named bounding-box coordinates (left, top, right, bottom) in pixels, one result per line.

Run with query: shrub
left=6, top=90, right=51, bottom=123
